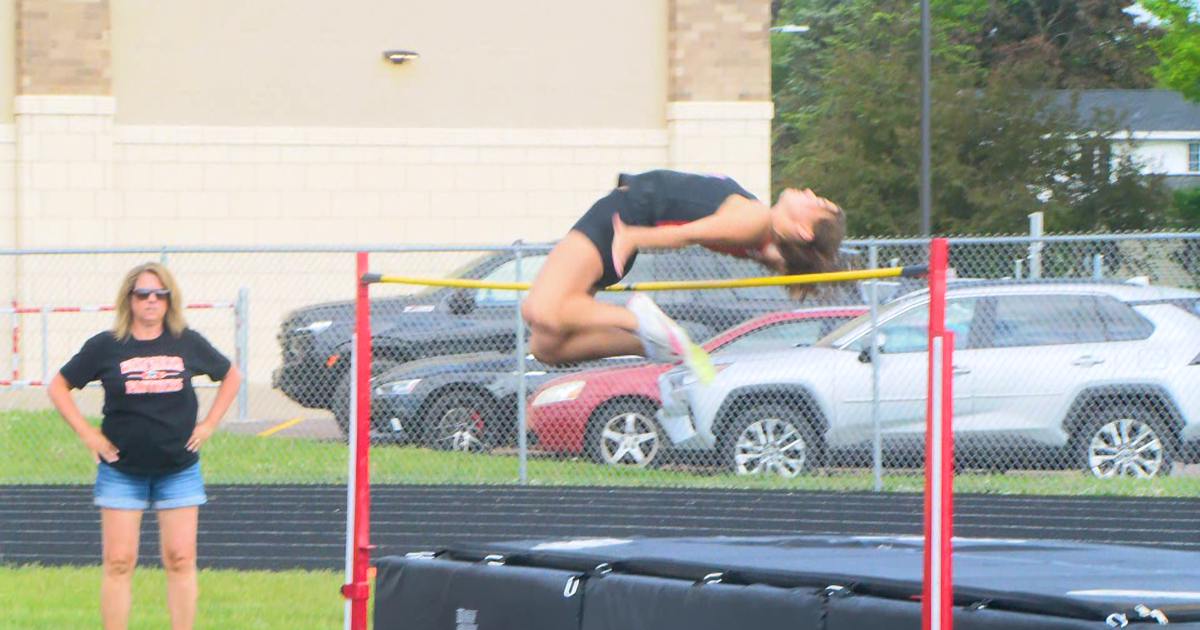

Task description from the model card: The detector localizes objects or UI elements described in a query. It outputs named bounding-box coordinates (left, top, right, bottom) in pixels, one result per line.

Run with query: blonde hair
left=111, top=262, right=187, bottom=340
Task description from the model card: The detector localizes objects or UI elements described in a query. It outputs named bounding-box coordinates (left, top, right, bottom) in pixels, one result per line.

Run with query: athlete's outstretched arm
left=618, top=197, right=770, bottom=251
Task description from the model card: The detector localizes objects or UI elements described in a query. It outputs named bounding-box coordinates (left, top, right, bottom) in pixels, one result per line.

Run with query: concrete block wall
left=668, top=101, right=773, bottom=203
left=6, top=95, right=681, bottom=395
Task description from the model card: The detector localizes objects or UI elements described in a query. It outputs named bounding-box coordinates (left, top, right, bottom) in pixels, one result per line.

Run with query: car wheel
left=332, top=358, right=401, bottom=440
left=425, top=389, right=495, bottom=453
left=585, top=399, right=663, bottom=467
left=1077, top=405, right=1174, bottom=478
left=725, top=403, right=819, bottom=478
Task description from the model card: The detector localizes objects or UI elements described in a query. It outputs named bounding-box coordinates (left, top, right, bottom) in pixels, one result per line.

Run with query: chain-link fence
left=3, top=231, right=1200, bottom=495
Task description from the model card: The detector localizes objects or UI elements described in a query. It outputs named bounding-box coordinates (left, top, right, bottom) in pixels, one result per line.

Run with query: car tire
left=332, top=358, right=401, bottom=441
left=723, top=402, right=820, bottom=478
left=1075, top=404, right=1175, bottom=478
left=424, top=389, right=496, bottom=453
left=585, top=399, right=664, bottom=468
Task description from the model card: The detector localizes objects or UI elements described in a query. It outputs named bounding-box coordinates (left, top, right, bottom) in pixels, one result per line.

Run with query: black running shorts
left=570, top=189, right=639, bottom=291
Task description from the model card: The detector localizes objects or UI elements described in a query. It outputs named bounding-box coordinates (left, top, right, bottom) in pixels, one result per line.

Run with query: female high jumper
left=521, top=169, right=845, bottom=380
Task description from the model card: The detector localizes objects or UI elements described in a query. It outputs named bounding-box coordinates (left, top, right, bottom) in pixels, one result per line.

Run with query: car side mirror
left=446, top=289, right=476, bottom=315
left=857, top=332, right=887, bottom=363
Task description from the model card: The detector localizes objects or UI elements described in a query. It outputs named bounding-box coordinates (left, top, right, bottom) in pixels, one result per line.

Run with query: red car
left=526, top=307, right=867, bottom=467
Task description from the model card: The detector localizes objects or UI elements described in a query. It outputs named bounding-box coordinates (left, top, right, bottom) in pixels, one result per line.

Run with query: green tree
left=967, top=0, right=1161, bottom=88
left=1167, top=186, right=1200, bottom=287
left=771, top=0, right=1170, bottom=236
left=1141, top=0, right=1200, bottom=100
left=1167, top=185, right=1200, bottom=227
left=771, top=0, right=861, bottom=151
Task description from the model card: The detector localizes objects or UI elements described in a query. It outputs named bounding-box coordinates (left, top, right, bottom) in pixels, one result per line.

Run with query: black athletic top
left=616, top=170, right=758, bottom=227
left=60, top=328, right=232, bottom=477
left=572, top=170, right=761, bottom=288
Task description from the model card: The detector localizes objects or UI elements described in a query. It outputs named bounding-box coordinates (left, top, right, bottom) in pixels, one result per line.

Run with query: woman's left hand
left=187, top=420, right=216, bottom=453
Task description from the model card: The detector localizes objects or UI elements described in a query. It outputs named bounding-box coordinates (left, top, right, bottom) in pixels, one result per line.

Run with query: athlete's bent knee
left=521, top=299, right=565, bottom=337
left=527, top=332, right=567, bottom=365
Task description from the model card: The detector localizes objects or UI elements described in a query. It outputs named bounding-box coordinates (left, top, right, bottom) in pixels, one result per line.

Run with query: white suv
left=657, top=281, right=1200, bottom=478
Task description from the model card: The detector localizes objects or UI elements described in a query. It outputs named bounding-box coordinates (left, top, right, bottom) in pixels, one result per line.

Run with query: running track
left=2, top=485, right=1197, bottom=570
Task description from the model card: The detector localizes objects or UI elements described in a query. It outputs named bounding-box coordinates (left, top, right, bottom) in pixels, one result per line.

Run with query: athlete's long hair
left=112, top=262, right=187, bottom=340
left=775, top=199, right=847, bottom=299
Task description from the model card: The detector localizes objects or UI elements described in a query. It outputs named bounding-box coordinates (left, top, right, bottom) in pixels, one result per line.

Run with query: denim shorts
left=94, top=461, right=207, bottom=511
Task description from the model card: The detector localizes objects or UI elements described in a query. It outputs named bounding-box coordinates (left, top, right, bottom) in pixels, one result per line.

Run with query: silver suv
left=657, top=281, right=1200, bottom=478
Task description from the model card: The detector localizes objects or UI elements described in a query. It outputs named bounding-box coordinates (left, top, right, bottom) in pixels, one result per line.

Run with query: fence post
left=515, top=244, right=528, bottom=486
left=1093, top=254, right=1104, bottom=280
left=869, top=244, right=882, bottom=492
left=235, top=286, right=250, bottom=421
left=343, top=252, right=372, bottom=630
left=1029, top=211, right=1044, bottom=279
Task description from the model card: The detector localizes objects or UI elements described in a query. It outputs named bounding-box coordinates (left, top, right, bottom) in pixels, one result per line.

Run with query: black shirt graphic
left=60, top=328, right=232, bottom=477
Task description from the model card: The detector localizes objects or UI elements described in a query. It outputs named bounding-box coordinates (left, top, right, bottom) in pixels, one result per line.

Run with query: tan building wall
left=1, top=0, right=13, bottom=263
left=1, top=123, right=12, bottom=284
left=666, top=0, right=773, bottom=201
left=0, top=0, right=14, bottom=122
left=1, top=0, right=12, bottom=279
left=16, top=0, right=111, bottom=97
left=14, top=105, right=672, bottom=249
left=110, top=0, right=668, bottom=129
left=670, top=0, right=771, bottom=102
left=3, top=0, right=774, bottom=419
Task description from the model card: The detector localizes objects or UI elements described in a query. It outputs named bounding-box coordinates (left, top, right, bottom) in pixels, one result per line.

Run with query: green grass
left=5, top=413, right=1193, bottom=630
left=3, top=410, right=1198, bottom=495
left=0, top=564, right=361, bottom=630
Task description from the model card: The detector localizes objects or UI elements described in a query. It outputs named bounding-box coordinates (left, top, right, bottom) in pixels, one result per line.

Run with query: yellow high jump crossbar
left=361, top=264, right=927, bottom=292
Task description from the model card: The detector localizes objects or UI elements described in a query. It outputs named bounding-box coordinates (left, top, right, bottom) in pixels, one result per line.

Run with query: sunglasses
left=131, top=288, right=170, bottom=299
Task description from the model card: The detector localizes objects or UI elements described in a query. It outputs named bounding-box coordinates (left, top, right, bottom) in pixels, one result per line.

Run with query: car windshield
left=813, top=298, right=916, bottom=347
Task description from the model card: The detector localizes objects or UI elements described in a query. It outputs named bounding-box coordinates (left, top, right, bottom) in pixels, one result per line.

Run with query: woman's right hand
left=82, top=428, right=119, bottom=464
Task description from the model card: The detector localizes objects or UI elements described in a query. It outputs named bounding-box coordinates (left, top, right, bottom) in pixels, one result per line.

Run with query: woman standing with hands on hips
left=47, top=262, right=241, bottom=630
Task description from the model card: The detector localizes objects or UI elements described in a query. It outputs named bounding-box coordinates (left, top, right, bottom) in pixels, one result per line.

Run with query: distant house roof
left=1055, top=90, right=1200, bottom=132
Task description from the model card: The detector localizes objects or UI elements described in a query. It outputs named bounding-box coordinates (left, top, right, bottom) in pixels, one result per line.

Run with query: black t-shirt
left=60, top=328, right=232, bottom=477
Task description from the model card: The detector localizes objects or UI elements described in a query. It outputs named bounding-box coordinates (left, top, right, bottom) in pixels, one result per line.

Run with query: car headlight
left=667, top=362, right=731, bottom=388
left=299, top=320, right=333, bottom=333
left=531, top=381, right=585, bottom=407
left=661, top=366, right=688, bottom=389
left=375, top=378, right=421, bottom=395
